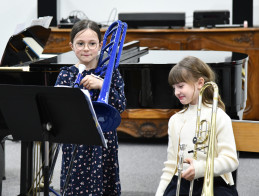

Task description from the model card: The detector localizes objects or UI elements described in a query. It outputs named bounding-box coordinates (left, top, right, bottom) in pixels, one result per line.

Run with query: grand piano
left=29, top=47, right=248, bottom=138
left=0, top=26, right=248, bottom=195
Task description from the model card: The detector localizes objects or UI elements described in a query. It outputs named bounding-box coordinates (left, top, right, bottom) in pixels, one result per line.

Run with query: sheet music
left=13, top=22, right=27, bottom=35
left=30, top=16, right=53, bottom=28
left=80, top=89, right=108, bottom=148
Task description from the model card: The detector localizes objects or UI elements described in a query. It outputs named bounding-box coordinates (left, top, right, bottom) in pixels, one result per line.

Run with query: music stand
left=0, top=84, right=106, bottom=196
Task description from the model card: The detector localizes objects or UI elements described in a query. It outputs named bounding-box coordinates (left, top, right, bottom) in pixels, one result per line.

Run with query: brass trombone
left=176, top=144, right=187, bottom=196
left=188, top=81, right=219, bottom=196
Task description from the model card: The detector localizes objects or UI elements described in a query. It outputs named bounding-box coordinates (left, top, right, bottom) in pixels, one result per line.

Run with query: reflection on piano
left=30, top=46, right=248, bottom=138
left=0, top=32, right=248, bottom=194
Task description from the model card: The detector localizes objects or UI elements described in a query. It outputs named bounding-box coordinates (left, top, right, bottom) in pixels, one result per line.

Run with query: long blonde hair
left=168, top=56, right=225, bottom=111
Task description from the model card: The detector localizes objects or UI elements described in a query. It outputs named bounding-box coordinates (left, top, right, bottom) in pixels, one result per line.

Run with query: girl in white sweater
left=156, top=56, right=239, bottom=196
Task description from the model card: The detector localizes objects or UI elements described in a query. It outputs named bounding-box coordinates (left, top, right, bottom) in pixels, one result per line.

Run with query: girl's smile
left=173, top=78, right=204, bottom=105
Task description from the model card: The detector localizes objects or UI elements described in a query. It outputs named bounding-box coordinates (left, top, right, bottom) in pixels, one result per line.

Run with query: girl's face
left=70, top=29, right=102, bottom=69
left=173, top=78, right=204, bottom=105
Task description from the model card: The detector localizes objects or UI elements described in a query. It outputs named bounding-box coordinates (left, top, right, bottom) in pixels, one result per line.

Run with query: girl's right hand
left=80, top=75, right=103, bottom=90
left=181, top=158, right=195, bottom=181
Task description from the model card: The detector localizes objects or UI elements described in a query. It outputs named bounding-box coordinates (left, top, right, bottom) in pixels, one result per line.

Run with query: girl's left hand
left=181, top=158, right=195, bottom=181
left=80, top=75, right=103, bottom=90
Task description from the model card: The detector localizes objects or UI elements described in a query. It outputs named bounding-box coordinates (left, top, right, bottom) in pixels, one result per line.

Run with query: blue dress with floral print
left=55, top=65, right=126, bottom=195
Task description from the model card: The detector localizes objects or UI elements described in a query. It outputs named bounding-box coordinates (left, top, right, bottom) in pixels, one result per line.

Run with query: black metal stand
left=0, top=84, right=105, bottom=196
left=0, top=141, right=3, bottom=196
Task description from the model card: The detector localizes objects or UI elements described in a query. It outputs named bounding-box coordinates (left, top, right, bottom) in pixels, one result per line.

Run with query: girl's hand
left=181, top=158, right=195, bottom=181
left=80, top=75, right=103, bottom=90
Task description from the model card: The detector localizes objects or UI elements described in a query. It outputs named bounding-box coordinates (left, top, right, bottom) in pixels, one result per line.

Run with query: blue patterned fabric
left=55, top=65, right=126, bottom=195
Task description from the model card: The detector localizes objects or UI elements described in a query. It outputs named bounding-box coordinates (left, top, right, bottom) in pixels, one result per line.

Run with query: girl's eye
left=173, top=83, right=184, bottom=89
left=176, top=84, right=183, bottom=88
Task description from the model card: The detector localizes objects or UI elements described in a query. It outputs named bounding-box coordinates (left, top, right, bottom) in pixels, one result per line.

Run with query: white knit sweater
left=155, top=104, right=239, bottom=196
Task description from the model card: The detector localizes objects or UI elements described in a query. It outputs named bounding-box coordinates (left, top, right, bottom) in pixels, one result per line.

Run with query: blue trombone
left=92, top=20, right=127, bottom=132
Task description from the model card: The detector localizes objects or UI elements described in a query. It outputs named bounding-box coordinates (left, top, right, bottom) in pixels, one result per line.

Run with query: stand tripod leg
left=43, top=141, right=49, bottom=196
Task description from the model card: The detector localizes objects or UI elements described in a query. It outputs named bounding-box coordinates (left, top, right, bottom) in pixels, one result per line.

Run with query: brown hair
left=168, top=56, right=225, bottom=111
left=70, top=20, right=102, bottom=43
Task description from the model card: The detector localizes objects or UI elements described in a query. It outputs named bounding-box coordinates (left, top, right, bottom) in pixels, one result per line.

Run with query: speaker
left=118, top=13, right=185, bottom=28
left=233, top=0, right=253, bottom=27
left=193, top=10, right=230, bottom=28
left=37, top=0, right=57, bottom=26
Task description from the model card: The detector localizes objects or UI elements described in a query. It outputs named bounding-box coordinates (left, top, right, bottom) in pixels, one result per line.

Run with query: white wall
left=0, top=0, right=37, bottom=60
left=59, top=0, right=259, bottom=27
left=1, top=0, right=259, bottom=59
left=59, top=0, right=232, bottom=27
left=255, top=1, right=259, bottom=25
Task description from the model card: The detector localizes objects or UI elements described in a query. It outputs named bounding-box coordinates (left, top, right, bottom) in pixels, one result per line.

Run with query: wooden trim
left=50, top=27, right=259, bottom=33
left=232, top=120, right=259, bottom=152
left=120, top=109, right=180, bottom=119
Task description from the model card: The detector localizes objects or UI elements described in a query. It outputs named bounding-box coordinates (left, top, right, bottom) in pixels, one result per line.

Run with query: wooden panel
left=44, top=28, right=106, bottom=53
left=117, top=109, right=180, bottom=138
left=232, top=120, right=259, bottom=152
left=132, top=37, right=182, bottom=50
left=43, top=28, right=71, bottom=53
left=120, top=109, right=179, bottom=119
left=118, top=118, right=169, bottom=138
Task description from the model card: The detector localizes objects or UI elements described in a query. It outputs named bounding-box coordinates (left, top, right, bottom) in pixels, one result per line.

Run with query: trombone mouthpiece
left=73, top=64, right=86, bottom=88
left=78, top=64, right=86, bottom=73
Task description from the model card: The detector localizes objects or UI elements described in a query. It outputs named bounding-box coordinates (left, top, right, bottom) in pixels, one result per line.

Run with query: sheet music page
left=13, top=22, right=27, bottom=35
left=30, top=16, right=53, bottom=28
left=81, top=89, right=108, bottom=148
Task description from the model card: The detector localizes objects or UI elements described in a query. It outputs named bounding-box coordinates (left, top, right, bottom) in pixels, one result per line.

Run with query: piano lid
left=121, top=50, right=248, bottom=67
left=30, top=49, right=247, bottom=70
left=0, top=25, right=51, bottom=67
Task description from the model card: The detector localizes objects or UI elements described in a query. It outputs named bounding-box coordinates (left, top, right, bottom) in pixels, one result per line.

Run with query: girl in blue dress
left=55, top=19, right=126, bottom=195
